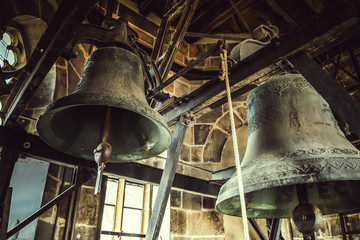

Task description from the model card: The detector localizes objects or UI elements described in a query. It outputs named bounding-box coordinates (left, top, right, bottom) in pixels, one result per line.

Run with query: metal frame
left=160, top=2, right=360, bottom=125
left=145, top=114, right=193, bottom=240
left=0, top=125, right=220, bottom=197
left=6, top=167, right=92, bottom=239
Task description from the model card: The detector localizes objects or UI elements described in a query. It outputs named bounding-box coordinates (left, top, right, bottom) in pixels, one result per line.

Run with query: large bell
left=216, top=74, right=360, bottom=218
left=37, top=47, right=171, bottom=162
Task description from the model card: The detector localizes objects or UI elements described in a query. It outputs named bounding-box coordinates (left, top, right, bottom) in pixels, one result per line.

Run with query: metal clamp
left=180, top=112, right=195, bottom=127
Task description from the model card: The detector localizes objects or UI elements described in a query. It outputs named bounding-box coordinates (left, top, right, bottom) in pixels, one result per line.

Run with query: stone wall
left=35, top=164, right=102, bottom=240
left=170, top=190, right=224, bottom=240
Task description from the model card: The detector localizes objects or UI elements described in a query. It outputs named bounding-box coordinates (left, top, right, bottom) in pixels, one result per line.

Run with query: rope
left=220, top=41, right=250, bottom=240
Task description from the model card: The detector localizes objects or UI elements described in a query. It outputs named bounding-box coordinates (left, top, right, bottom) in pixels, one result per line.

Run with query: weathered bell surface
left=37, top=47, right=171, bottom=162
left=216, top=74, right=360, bottom=218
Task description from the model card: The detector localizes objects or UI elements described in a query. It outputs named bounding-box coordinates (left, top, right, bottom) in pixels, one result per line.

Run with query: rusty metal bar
left=149, top=41, right=221, bottom=99
left=269, top=219, right=283, bottom=240
left=158, top=0, right=200, bottom=81
left=249, top=218, right=267, bottom=240
left=6, top=167, right=92, bottom=239
left=145, top=115, right=192, bottom=240
left=151, top=0, right=186, bottom=61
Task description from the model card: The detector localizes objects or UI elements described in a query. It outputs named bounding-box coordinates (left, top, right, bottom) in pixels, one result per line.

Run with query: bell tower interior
left=0, top=0, right=360, bottom=239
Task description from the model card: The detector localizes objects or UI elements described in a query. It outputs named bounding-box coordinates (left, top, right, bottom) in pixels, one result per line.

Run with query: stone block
left=189, top=44, right=206, bottom=58
left=182, top=165, right=211, bottom=180
left=171, top=209, right=187, bottom=235
left=188, top=211, right=224, bottom=235
left=193, top=238, right=225, bottom=240
left=203, top=197, right=216, bottom=209
left=174, top=80, right=190, bottom=97
left=180, top=144, right=191, bottom=162
left=184, top=126, right=193, bottom=145
left=209, top=57, right=221, bottom=68
left=72, top=225, right=97, bottom=239
left=171, top=190, right=182, bottom=208
left=203, top=129, right=228, bottom=162
left=35, top=219, right=55, bottom=239
left=191, top=146, right=203, bottom=162
left=163, top=81, right=174, bottom=94
left=183, top=192, right=201, bottom=210
left=345, top=214, right=360, bottom=232
left=171, top=237, right=191, bottom=240
left=319, top=217, right=331, bottom=236
left=328, top=217, right=342, bottom=236
left=216, top=112, right=242, bottom=133
left=194, top=124, right=212, bottom=145
left=75, top=187, right=100, bottom=226
left=196, top=107, right=222, bottom=124
left=179, top=42, right=189, bottom=56
left=41, top=176, right=61, bottom=218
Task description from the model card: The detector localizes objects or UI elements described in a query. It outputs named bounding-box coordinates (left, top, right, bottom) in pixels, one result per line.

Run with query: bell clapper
left=293, top=184, right=323, bottom=239
left=94, top=107, right=113, bottom=194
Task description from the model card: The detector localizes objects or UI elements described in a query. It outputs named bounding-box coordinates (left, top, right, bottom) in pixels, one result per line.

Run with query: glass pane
left=100, top=234, right=113, bottom=240
left=101, top=205, right=115, bottom=231
left=122, top=208, right=142, bottom=234
left=124, top=183, right=144, bottom=208
left=7, top=49, right=15, bottom=66
left=105, top=179, right=118, bottom=205
left=122, top=237, right=141, bottom=240
left=2, top=33, right=12, bottom=45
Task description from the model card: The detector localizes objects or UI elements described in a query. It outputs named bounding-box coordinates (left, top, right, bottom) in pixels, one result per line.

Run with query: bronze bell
left=216, top=74, right=360, bottom=218
left=37, top=47, right=171, bottom=162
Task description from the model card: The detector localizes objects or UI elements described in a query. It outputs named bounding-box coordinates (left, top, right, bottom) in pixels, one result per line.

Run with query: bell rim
left=216, top=153, right=360, bottom=218
left=37, top=91, right=171, bottom=162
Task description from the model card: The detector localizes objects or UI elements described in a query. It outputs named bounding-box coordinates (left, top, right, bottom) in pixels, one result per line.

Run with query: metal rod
left=151, top=0, right=186, bottom=61
left=248, top=218, right=267, bottom=240
left=0, top=188, right=12, bottom=240
left=161, top=2, right=360, bottom=124
left=102, top=107, right=111, bottom=143
left=328, top=59, right=359, bottom=82
left=145, top=115, right=191, bottom=240
left=149, top=41, right=221, bottom=98
left=269, top=219, right=283, bottom=240
left=101, top=231, right=146, bottom=238
left=185, top=32, right=250, bottom=41
left=0, top=148, right=18, bottom=219
left=339, top=213, right=347, bottom=240
left=347, top=43, right=360, bottom=83
left=158, top=0, right=200, bottom=81
left=6, top=167, right=89, bottom=239
left=290, top=52, right=360, bottom=138
left=229, top=0, right=254, bottom=38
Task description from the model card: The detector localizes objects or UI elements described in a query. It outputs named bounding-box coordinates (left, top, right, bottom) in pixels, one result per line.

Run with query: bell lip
left=36, top=92, right=171, bottom=162
left=216, top=154, right=360, bottom=218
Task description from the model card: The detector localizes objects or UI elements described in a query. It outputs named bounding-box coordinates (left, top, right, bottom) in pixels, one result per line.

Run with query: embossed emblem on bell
left=216, top=74, right=360, bottom=218
left=36, top=46, right=171, bottom=162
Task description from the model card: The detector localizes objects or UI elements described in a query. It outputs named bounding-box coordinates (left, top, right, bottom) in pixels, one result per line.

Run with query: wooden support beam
left=289, top=52, right=360, bottom=138
left=265, top=0, right=298, bottom=28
